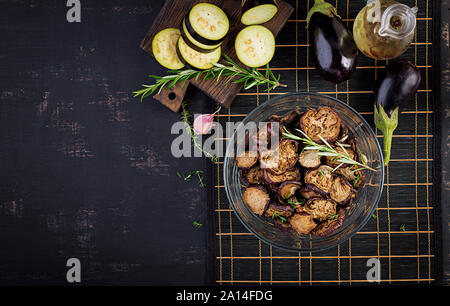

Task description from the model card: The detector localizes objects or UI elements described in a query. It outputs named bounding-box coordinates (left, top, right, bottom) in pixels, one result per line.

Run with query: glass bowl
left=223, top=92, right=385, bottom=253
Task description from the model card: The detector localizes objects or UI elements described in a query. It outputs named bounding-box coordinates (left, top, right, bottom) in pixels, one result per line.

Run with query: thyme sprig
left=282, top=127, right=376, bottom=172
left=133, top=54, right=286, bottom=102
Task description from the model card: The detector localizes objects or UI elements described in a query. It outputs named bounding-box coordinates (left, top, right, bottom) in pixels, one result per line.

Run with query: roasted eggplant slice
left=243, top=185, right=271, bottom=216
left=152, top=28, right=185, bottom=70
left=264, top=168, right=300, bottom=185
left=335, top=167, right=366, bottom=189
left=245, top=166, right=265, bottom=184
left=303, top=198, right=337, bottom=221
left=241, top=0, right=278, bottom=25
left=299, top=186, right=322, bottom=199
left=290, top=213, right=317, bottom=235
left=304, top=165, right=334, bottom=195
left=325, top=146, right=355, bottom=168
left=261, top=140, right=298, bottom=175
left=264, top=203, right=294, bottom=218
left=299, top=150, right=321, bottom=169
left=299, top=107, right=342, bottom=143
left=269, top=111, right=299, bottom=128
left=278, top=181, right=302, bottom=199
left=312, top=209, right=345, bottom=237
left=236, top=151, right=259, bottom=169
left=329, top=175, right=354, bottom=205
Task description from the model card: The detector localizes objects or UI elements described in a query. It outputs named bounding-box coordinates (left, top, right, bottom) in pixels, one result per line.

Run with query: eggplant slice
left=329, top=175, right=354, bottom=205
left=177, top=36, right=221, bottom=70
left=180, top=18, right=222, bottom=53
left=245, top=166, right=265, bottom=185
left=264, top=168, right=300, bottom=185
left=243, top=185, right=271, bottom=216
left=304, top=165, right=334, bottom=195
left=299, top=186, right=322, bottom=199
left=235, top=25, right=275, bottom=67
left=241, top=0, right=278, bottom=25
left=303, top=198, right=337, bottom=221
left=299, top=107, right=342, bottom=143
left=290, top=213, right=317, bottom=235
left=260, top=140, right=298, bottom=175
left=264, top=203, right=294, bottom=219
left=299, top=150, right=321, bottom=169
left=278, top=181, right=302, bottom=199
left=236, top=151, right=259, bottom=169
left=152, top=28, right=185, bottom=70
left=336, top=167, right=366, bottom=189
left=186, top=3, right=229, bottom=43
left=312, top=209, right=345, bottom=237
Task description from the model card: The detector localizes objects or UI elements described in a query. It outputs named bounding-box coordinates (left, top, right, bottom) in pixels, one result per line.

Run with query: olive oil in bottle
left=353, top=0, right=418, bottom=60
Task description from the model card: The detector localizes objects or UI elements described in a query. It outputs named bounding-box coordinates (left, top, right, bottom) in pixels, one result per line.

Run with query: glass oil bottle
left=353, top=0, right=418, bottom=60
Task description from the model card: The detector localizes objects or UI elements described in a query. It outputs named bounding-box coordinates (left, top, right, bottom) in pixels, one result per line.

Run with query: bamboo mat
left=212, top=0, right=436, bottom=284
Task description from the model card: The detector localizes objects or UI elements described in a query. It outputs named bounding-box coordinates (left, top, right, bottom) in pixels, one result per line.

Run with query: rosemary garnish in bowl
left=282, top=127, right=376, bottom=172
left=133, top=54, right=287, bottom=102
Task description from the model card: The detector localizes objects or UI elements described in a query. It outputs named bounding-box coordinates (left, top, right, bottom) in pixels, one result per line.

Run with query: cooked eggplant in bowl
left=223, top=93, right=384, bottom=252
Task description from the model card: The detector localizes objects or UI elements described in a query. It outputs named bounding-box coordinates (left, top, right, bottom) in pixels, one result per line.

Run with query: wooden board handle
left=153, top=81, right=190, bottom=112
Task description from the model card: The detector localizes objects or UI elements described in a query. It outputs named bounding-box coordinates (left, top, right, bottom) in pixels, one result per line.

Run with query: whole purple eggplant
left=307, top=0, right=357, bottom=83
left=374, top=60, right=421, bottom=165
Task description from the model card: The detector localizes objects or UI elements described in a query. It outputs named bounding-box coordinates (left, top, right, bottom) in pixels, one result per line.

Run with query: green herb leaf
left=134, top=55, right=287, bottom=102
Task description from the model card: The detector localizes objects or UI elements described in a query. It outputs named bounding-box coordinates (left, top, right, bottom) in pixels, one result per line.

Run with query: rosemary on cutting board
left=133, top=54, right=287, bottom=102
left=282, top=127, right=376, bottom=172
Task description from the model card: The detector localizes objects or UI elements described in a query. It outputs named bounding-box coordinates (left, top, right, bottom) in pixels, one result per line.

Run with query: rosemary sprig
left=193, top=221, right=203, bottom=228
left=282, top=127, right=376, bottom=172
left=181, top=101, right=219, bottom=163
left=133, top=54, right=286, bottom=102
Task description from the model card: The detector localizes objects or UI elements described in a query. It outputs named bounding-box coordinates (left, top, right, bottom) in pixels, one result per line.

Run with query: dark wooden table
left=0, top=0, right=448, bottom=286
left=0, top=0, right=215, bottom=285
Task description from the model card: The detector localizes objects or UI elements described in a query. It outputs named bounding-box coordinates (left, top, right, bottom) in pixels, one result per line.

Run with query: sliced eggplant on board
left=241, top=0, right=278, bottom=25
left=177, top=36, right=221, bottom=70
left=235, top=25, right=275, bottom=67
left=306, top=0, right=357, bottom=83
left=180, top=18, right=222, bottom=53
left=186, top=3, right=229, bottom=45
left=152, top=28, right=185, bottom=70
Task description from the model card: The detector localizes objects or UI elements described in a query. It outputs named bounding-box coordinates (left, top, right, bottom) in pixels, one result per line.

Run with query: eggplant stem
left=374, top=104, right=399, bottom=166
left=382, top=128, right=393, bottom=166
left=306, top=0, right=340, bottom=28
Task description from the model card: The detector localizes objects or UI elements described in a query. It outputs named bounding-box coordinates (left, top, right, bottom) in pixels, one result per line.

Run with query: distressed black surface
left=0, top=0, right=214, bottom=285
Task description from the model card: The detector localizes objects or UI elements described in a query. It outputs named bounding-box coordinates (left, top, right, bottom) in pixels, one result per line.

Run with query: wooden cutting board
left=140, top=0, right=294, bottom=112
